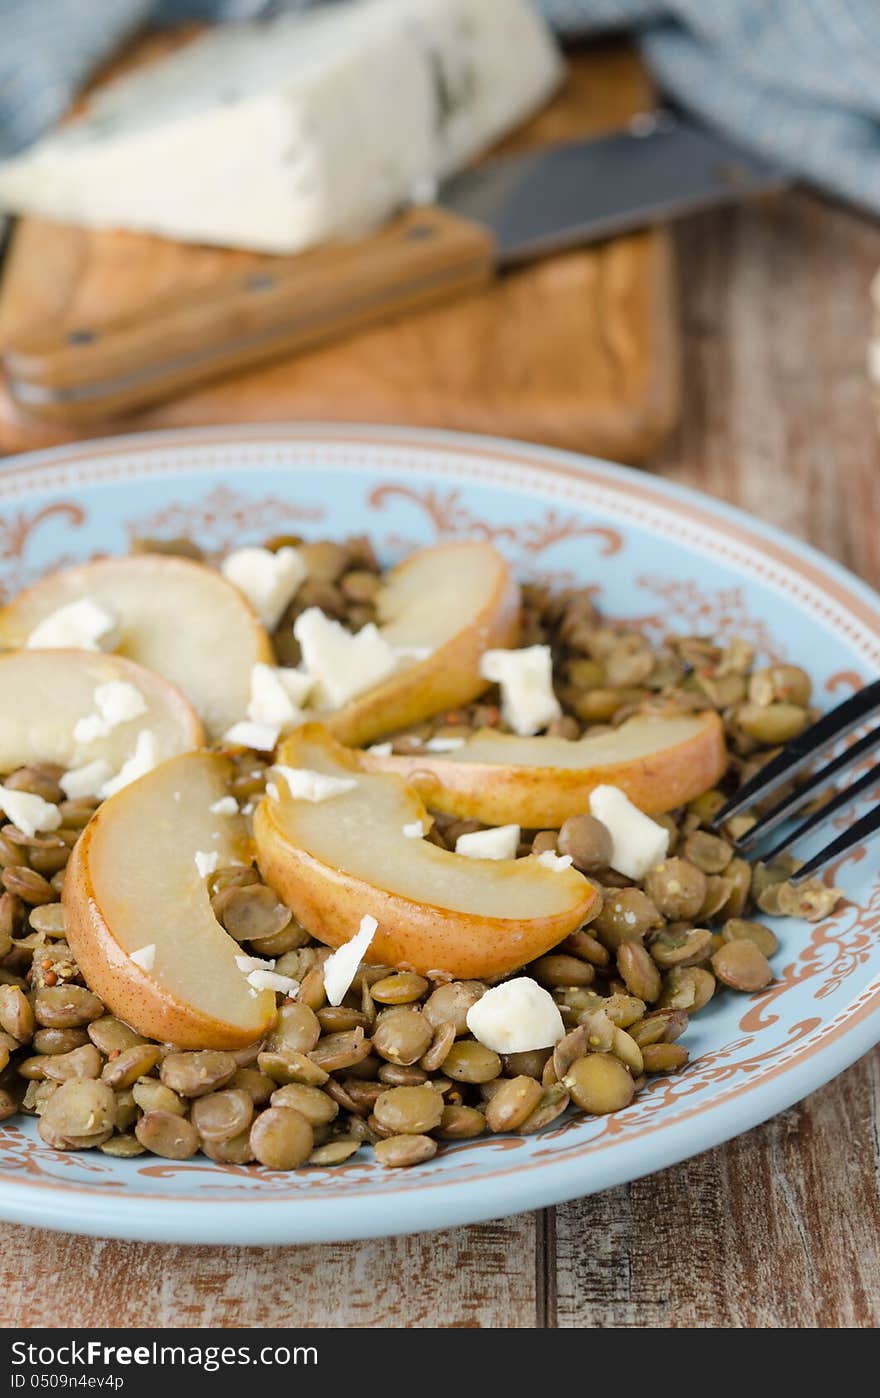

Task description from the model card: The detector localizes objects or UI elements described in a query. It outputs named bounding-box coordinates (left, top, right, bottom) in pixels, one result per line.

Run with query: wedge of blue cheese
left=0, top=0, right=561, bottom=253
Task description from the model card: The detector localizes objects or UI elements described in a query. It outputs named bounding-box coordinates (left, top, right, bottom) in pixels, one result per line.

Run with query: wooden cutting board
left=0, top=39, right=679, bottom=461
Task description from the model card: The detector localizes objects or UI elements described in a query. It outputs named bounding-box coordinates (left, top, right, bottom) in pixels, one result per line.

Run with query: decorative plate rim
left=0, top=421, right=878, bottom=1246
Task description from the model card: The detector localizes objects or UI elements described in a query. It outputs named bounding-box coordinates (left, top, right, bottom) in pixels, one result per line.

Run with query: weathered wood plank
left=0, top=1213, right=540, bottom=1329
left=554, top=191, right=880, bottom=1331
left=554, top=1049, right=880, bottom=1328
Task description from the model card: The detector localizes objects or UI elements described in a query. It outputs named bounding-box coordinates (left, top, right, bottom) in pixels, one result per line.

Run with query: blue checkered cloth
left=2, top=0, right=880, bottom=216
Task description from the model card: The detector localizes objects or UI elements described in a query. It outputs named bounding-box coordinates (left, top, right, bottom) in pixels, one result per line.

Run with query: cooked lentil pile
left=0, top=535, right=843, bottom=1168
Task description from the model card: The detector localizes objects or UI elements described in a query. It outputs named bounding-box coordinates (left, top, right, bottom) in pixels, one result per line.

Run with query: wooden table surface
left=2, top=190, right=879, bottom=1330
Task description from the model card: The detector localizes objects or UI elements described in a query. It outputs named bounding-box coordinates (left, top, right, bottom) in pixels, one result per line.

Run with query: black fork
left=712, top=677, right=880, bottom=882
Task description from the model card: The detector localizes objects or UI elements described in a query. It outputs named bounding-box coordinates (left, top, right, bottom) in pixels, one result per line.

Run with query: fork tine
left=761, top=761, right=880, bottom=862
left=790, top=801, right=880, bottom=883
left=712, top=676, right=880, bottom=826
left=734, top=724, right=880, bottom=850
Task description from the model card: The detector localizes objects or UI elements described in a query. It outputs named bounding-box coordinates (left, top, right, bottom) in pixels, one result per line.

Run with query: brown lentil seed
left=649, top=927, right=713, bottom=969
left=27, top=903, right=66, bottom=936
left=644, top=858, right=707, bottom=920
left=422, top=981, right=484, bottom=1035
left=257, top=1048, right=328, bottom=1086
left=2, top=866, right=55, bottom=905
left=616, top=942, right=662, bottom=1003
left=443, top=1040, right=502, bottom=1085
left=42, top=1044, right=102, bottom=1081
left=591, top=888, right=660, bottom=948
left=721, top=918, right=779, bottom=957
left=563, top=929, right=610, bottom=967
left=373, top=1084, right=443, bottom=1135
left=211, top=882, right=292, bottom=943
left=136, top=1110, right=199, bottom=1160
left=377, top=1062, right=427, bottom=1086
left=37, top=1079, right=116, bottom=1149
left=683, top=830, right=733, bottom=874
left=201, top=1130, right=256, bottom=1165
left=563, top=1054, right=635, bottom=1115
left=630, top=1009, right=689, bottom=1047
left=436, top=1104, right=487, bottom=1139
left=316, top=1006, right=369, bottom=1034
left=374, top=1133, right=437, bottom=1168
left=231, top=1067, right=277, bottom=1106
left=485, top=1076, right=543, bottom=1132
left=297, top=966, right=327, bottom=1011
left=270, top=1082, right=339, bottom=1126
left=267, top=1001, right=321, bottom=1054
left=34, top=984, right=104, bottom=1028
left=557, top=813, right=613, bottom=872
left=160, top=1051, right=237, bottom=1097
left=131, top=1079, right=186, bottom=1116
left=101, top=1044, right=162, bottom=1088
left=309, top=1138, right=362, bottom=1166
left=100, top=1134, right=145, bottom=1158
left=371, top=1008, right=432, bottom=1065
left=191, top=1089, right=254, bottom=1142
left=737, top=701, right=809, bottom=745
left=711, top=939, right=773, bottom=992
left=519, top=1083, right=570, bottom=1133
left=309, top=1028, right=372, bottom=1072
left=250, top=1106, right=313, bottom=1168
left=0, top=983, right=34, bottom=1041
left=503, top=1047, right=552, bottom=1079
left=599, top=993, right=646, bottom=1028
left=32, top=1027, right=88, bottom=1055
left=530, top=953, right=594, bottom=989
left=370, top=972, right=430, bottom=1004
left=642, top=1043, right=690, bottom=1073
left=419, top=1020, right=455, bottom=1073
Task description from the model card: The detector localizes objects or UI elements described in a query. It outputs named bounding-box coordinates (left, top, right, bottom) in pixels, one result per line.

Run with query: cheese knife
left=1, top=115, right=788, bottom=423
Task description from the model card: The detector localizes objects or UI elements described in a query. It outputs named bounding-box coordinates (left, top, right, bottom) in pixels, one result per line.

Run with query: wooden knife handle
left=3, top=206, right=496, bottom=423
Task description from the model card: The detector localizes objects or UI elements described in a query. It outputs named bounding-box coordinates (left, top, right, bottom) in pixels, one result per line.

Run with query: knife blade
left=2, top=115, right=789, bottom=424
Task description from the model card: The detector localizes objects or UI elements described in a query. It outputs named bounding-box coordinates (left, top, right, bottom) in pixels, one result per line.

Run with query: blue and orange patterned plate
left=0, top=424, right=877, bottom=1243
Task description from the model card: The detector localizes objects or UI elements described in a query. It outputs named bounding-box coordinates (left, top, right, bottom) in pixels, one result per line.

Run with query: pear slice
left=254, top=725, right=598, bottom=981
left=0, top=649, right=203, bottom=778
left=63, top=752, right=276, bottom=1049
left=359, top=711, right=726, bottom=826
left=0, top=555, right=273, bottom=739
left=322, top=542, right=519, bottom=747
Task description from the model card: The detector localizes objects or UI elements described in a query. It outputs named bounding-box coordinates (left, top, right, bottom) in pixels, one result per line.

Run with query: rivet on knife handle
left=2, top=206, right=496, bottom=424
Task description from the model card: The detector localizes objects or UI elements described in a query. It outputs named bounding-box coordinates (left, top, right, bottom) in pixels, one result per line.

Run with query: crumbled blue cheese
left=293, top=607, right=399, bottom=709
left=73, top=679, right=147, bottom=745
left=100, top=730, right=159, bottom=798
left=129, top=944, right=156, bottom=972
left=0, top=1, right=561, bottom=254
left=246, top=968, right=300, bottom=996
left=222, top=719, right=280, bottom=752
left=466, top=977, right=565, bottom=1053
left=424, top=736, right=465, bottom=752
left=537, top=849, right=573, bottom=872
left=221, top=546, right=306, bottom=628
left=368, top=742, right=393, bottom=756
left=194, top=850, right=220, bottom=879
left=0, top=785, right=62, bottom=839
left=479, top=645, right=561, bottom=736
left=455, top=824, right=520, bottom=860
left=26, top=598, right=117, bottom=652
left=588, top=785, right=669, bottom=881
left=323, top=914, right=379, bottom=1006
left=235, top=953, right=275, bottom=974
left=209, top=795, right=239, bottom=816
left=271, top=766, right=357, bottom=802
left=60, top=759, right=113, bottom=801
left=402, top=820, right=426, bottom=838
left=246, top=662, right=312, bottom=730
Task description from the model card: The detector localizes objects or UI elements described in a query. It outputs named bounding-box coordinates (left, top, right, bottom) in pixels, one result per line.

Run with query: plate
left=0, top=423, right=878, bottom=1245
